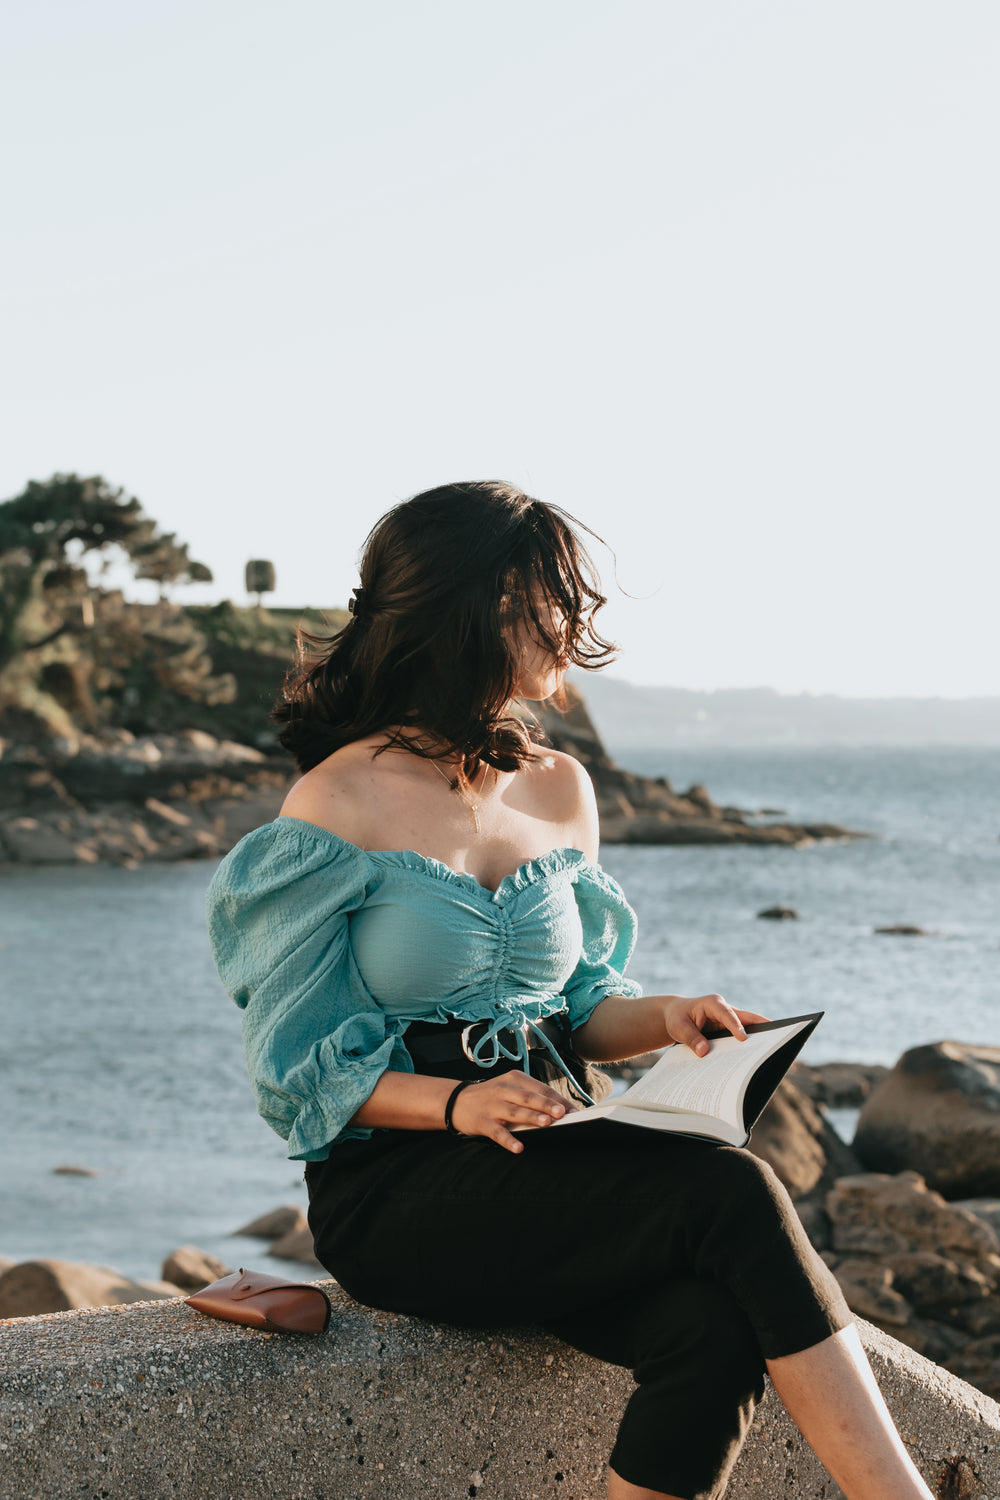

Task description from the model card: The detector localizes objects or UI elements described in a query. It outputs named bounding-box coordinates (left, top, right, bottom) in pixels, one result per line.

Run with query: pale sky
left=3, top=2, right=998, bottom=696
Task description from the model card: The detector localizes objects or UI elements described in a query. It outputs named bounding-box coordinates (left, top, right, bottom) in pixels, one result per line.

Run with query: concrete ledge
left=2, top=1286, right=998, bottom=1499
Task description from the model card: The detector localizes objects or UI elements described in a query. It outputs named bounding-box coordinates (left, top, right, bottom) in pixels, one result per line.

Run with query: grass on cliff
left=166, top=603, right=350, bottom=748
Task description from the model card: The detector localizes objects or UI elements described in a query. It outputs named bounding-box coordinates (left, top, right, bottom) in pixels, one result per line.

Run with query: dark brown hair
left=273, top=480, right=616, bottom=773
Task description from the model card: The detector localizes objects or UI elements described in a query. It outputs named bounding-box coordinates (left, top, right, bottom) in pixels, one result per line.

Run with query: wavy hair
left=273, top=481, right=617, bottom=773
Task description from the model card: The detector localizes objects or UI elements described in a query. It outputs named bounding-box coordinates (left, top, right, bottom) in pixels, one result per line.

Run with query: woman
left=207, top=481, right=933, bottom=1500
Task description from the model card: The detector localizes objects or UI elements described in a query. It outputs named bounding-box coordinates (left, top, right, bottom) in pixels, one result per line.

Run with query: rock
left=825, top=1172, right=1000, bottom=1280
left=143, top=796, right=192, bottom=827
left=756, top=905, right=799, bottom=920
left=0, top=1259, right=184, bottom=1319
left=833, top=1257, right=912, bottom=1327
left=532, top=687, right=866, bottom=846
left=0, top=763, right=80, bottom=812
left=595, top=790, right=635, bottom=821
left=791, top=1060, right=889, bottom=1109
left=269, top=1225, right=323, bottom=1266
left=681, top=782, right=721, bottom=816
left=51, top=1165, right=99, bottom=1177
left=955, top=1199, right=1000, bottom=1240
left=854, top=1042, right=1000, bottom=1198
left=0, top=816, right=96, bottom=864
left=606, top=815, right=811, bottom=846
left=945, top=1336, right=1000, bottom=1403
left=46, top=735, right=285, bottom=809
left=875, top=924, right=932, bottom=936
left=748, top=1078, right=861, bottom=1200
left=233, top=1205, right=308, bottom=1240
left=146, top=826, right=221, bottom=861
left=202, top=792, right=285, bottom=845
left=216, top=740, right=266, bottom=763
left=91, top=817, right=160, bottom=863
left=896, top=1314, right=970, bottom=1366
left=889, top=1251, right=993, bottom=1317
left=3, top=683, right=867, bottom=860
left=177, top=729, right=218, bottom=751
left=953, top=1292, right=1000, bottom=1339
left=822, top=1171, right=1000, bottom=1383
left=161, top=1246, right=232, bottom=1291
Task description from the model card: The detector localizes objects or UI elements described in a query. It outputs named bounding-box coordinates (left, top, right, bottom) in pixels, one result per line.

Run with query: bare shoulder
left=278, top=742, right=377, bottom=844
left=522, top=747, right=599, bottom=857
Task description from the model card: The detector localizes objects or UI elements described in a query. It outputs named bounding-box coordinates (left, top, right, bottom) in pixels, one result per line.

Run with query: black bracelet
left=444, top=1079, right=477, bottom=1134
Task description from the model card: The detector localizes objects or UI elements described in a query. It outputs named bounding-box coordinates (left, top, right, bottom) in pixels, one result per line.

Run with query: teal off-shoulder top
left=206, top=817, right=642, bottom=1161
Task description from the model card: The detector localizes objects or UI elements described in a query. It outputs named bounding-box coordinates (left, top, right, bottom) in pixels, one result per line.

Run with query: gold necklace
left=431, top=759, right=490, bottom=834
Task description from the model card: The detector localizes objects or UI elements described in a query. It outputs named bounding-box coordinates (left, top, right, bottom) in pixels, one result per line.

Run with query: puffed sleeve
left=206, top=819, right=412, bottom=1160
left=563, top=862, right=643, bottom=1032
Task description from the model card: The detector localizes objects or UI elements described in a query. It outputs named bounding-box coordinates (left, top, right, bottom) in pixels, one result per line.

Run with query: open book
left=550, top=1013, right=823, bottom=1147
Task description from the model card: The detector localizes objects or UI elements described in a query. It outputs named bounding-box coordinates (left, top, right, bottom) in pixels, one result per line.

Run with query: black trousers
left=305, top=1106, right=852, bottom=1500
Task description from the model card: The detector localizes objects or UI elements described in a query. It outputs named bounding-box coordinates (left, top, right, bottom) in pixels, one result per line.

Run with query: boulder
left=177, top=729, right=218, bottom=751
left=0, top=1260, right=184, bottom=1319
left=52, top=1164, right=99, bottom=1176
left=233, top=1205, right=308, bottom=1240
left=854, top=1042, right=1000, bottom=1198
left=831, top=1257, right=911, bottom=1327
left=143, top=796, right=192, bottom=827
left=682, top=782, right=721, bottom=815
left=0, top=816, right=96, bottom=864
left=2, top=1293, right=999, bottom=1499
left=756, top=905, right=799, bottom=920
left=146, top=825, right=221, bottom=861
left=956, top=1199, right=1000, bottom=1241
left=948, top=1335, right=1000, bottom=1403
left=791, top=1061, right=889, bottom=1109
left=888, top=1251, right=993, bottom=1317
left=953, top=1292, right=1000, bottom=1339
left=88, top=815, right=160, bottom=863
left=160, top=1246, right=232, bottom=1291
left=825, top=1172, right=1000, bottom=1281
left=0, top=763, right=80, bottom=813
left=822, top=1173, right=1000, bottom=1389
left=269, top=1225, right=324, bottom=1266
left=874, top=924, right=932, bottom=936
left=748, top=1078, right=861, bottom=1201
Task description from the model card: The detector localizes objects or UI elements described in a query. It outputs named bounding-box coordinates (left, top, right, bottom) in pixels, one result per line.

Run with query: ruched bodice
left=207, top=817, right=641, bottom=1160
left=351, top=846, right=587, bottom=1020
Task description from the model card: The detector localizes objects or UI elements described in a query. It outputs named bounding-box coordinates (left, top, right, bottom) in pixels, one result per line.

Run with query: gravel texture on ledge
left=2, top=1286, right=998, bottom=1499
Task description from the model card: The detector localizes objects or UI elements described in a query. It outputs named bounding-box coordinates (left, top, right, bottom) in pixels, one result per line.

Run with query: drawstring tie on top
left=460, top=1011, right=597, bottom=1106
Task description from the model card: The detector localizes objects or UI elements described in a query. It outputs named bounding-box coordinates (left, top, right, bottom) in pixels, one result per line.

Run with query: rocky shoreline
left=0, top=686, right=865, bottom=866
left=536, top=689, right=865, bottom=846
left=4, top=1047, right=999, bottom=1406
left=0, top=728, right=290, bottom=866
left=756, top=1043, right=1000, bottom=1401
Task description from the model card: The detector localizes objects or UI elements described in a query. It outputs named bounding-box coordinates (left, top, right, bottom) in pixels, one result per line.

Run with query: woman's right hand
left=450, top=1073, right=579, bottom=1154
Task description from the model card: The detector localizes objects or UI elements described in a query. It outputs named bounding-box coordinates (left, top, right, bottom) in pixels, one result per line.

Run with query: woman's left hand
left=661, top=994, right=770, bottom=1057
left=572, top=991, right=771, bottom=1065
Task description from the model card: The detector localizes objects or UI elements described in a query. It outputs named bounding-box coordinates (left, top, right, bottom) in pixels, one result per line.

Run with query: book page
left=615, top=1020, right=810, bottom=1130
left=554, top=1100, right=748, bottom=1146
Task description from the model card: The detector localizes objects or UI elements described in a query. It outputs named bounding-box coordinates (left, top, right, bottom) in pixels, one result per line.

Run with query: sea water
left=1, top=746, right=997, bottom=1283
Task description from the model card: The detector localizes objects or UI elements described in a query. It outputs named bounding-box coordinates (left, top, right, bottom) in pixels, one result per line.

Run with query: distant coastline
left=576, top=676, right=1000, bottom=751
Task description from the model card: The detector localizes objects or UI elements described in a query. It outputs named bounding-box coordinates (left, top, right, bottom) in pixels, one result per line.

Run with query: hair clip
left=348, top=587, right=366, bottom=618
